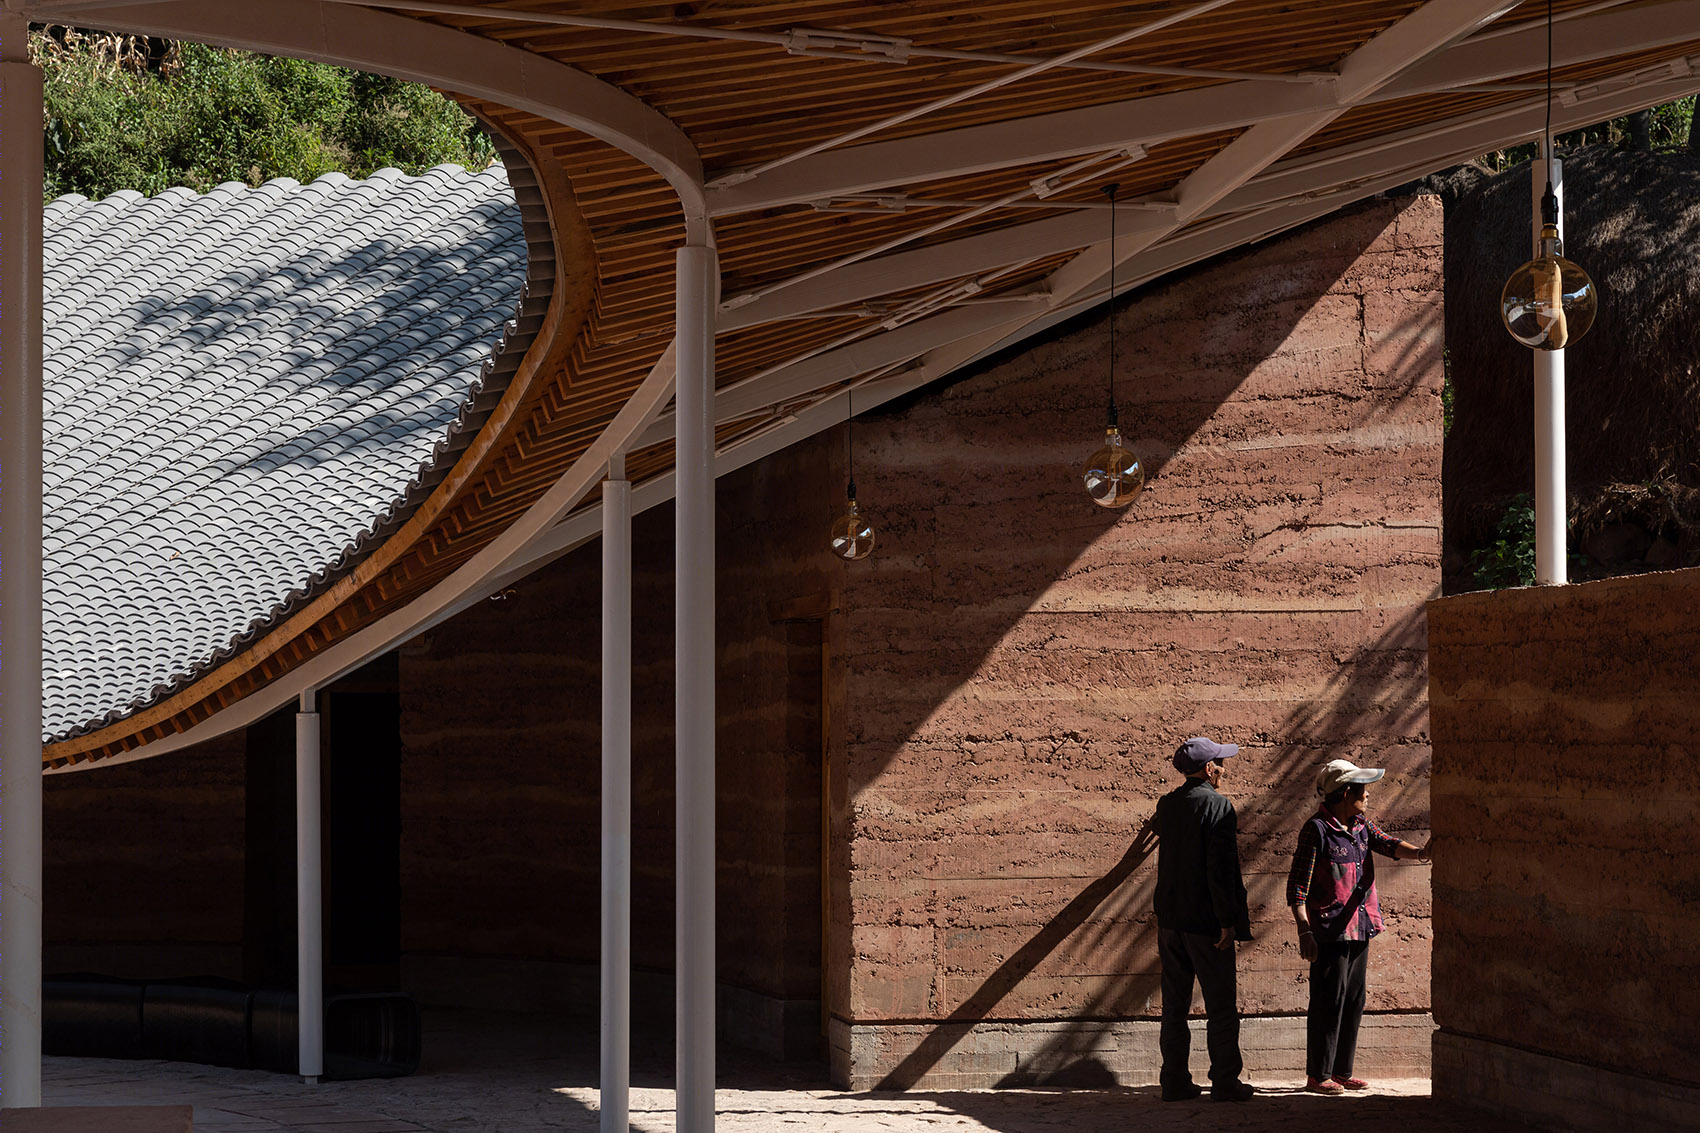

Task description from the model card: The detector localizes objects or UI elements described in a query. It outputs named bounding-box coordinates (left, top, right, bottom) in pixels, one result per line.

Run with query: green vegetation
left=1477, top=97, right=1698, bottom=173
left=1441, top=348, right=1453, bottom=438
left=38, top=27, right=497, bottom=201
left=1469, top=493, right=1588, bottom=589
left=1470, top=494, right=1538, bottom=588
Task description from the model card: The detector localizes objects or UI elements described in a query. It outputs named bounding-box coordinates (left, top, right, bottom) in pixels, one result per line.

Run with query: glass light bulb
left=830, top=499, right=875, bottom=560
left=1082, top=426, right=1144, bottom=508
left=1501, top=226, right=1597, bottom=350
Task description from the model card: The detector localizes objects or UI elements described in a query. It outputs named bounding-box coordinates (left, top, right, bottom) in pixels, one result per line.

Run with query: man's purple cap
left=1173, top=736, right=1240, bottom=773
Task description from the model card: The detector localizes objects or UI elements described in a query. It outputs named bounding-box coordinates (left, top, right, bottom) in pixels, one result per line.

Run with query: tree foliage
left=1476, top=96, right=1698, bottom=173
left=38, top=27, right=497, bottom=201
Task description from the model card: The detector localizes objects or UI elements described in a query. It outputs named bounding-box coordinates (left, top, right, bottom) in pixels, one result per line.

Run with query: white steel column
left=675, top=244, right=717, bottom=1133
left=296, top=691, right=324, bottom=1083
left=0, top=16, right=45, bottom=1110
left=1533, top=143, right=1567, bottom=585
left=601, top=455, right=632, bottom=1133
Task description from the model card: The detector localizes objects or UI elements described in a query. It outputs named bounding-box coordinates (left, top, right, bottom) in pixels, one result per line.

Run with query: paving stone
left=43, top=1009, right=1556, bottom=1133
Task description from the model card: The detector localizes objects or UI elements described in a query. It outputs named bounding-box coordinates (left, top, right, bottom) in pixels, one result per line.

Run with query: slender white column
left=0, top=19, right=45, bottom=1110
left=601, top=455, right=632, bottom=1133
left=675, top=244, right=717, bottom=1133
left=1533, top=144, right=1566, bottom=585
left=296, top=691, right=324, bottom=1083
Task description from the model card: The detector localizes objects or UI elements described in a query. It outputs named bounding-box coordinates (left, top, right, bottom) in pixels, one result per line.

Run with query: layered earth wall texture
left=1429, top=569, right=1700, bottom=1130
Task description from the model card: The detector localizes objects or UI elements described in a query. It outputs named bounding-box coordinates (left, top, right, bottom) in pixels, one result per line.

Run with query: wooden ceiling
left=34, top=0, right=1700, bottom=766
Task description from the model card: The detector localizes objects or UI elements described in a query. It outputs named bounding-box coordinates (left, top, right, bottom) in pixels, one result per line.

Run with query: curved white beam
left=706, top=0, right=1695, bottom=215
left=25, top=0, right=712, bottom=237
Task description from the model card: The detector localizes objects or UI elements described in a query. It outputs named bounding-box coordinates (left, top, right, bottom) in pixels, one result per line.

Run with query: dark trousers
left=1307, top=939, right=1369, bottom=1079
left=1158, top=927, right=1242, bottom=1087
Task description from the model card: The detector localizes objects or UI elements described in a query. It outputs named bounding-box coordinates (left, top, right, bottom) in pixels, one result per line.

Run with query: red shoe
left=1305, top=1076, right=1346, bottom=1095
left=1331, top=1075, right=1369, bottom=1090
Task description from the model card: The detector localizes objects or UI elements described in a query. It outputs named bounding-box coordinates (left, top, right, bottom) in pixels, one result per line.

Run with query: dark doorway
left=322, top=653, right=402, bottom=990
left=242, top=653, right=401, bottom=991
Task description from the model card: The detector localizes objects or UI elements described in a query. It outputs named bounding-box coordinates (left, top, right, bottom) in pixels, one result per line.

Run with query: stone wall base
left=402, top=955, right=820, bottom=1060
left=1433, top=1030, right=1700, bottom=1132
left=830, top=1012, right=1434, bottom=1091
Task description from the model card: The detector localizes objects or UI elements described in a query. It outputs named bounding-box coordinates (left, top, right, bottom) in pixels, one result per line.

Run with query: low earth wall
left=1429, top=570, right=1700, bottom=1130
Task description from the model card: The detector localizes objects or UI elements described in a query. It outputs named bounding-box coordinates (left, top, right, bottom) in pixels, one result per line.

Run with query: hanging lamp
left=829, top=386, right=875, bottom=560
left=1082, top=183, right=1145, bottom=507
left=1500, top=0, right=1596, bottom=350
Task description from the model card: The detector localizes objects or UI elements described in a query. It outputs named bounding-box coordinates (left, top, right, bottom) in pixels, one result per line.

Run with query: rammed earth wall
left=1429, top=570, right=1700, bottom=1130
left=825, top=194, right=1442, bottom=1088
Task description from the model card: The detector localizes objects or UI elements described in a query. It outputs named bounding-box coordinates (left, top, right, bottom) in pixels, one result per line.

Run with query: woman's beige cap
left=1316, top=758, right=1385, bottom=796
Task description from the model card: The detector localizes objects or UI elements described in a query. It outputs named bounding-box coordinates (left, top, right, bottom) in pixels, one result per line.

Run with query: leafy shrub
left=1469, top=493, right=1587, bottom=589
left=38, top=27, right=496, bottom=200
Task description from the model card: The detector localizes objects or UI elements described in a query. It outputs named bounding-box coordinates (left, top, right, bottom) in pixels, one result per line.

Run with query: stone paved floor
left=43, top=1010, right=1555, bottom=1133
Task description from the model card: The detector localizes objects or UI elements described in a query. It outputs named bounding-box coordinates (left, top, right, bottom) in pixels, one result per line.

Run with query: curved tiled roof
left=42, top=165, right=526, bottom=743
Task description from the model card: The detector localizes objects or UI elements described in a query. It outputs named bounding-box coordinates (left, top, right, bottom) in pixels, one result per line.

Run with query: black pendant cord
left=1544, top=0, right=1553, bottom=159
left=846, top=385, right=856, bottom=502
left=1104, top=182, right=1120, bottom=429
left=1540, top=0, right=1558, bottom=226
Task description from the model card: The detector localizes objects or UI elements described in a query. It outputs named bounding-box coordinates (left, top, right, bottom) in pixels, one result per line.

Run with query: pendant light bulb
left=830, top=479, right=875, bottom=561
left=1082, top=407, right=1145, bottom=509
left=1082, top=182, right=1145, bottom=507
left=831, top=388, right=875, bottom=560
left=1502, top=0, right=1597, bottom=351
left=1500, top=186, right=1596, bottom=350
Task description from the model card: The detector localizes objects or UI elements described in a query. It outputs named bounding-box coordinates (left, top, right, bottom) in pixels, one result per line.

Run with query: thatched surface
left=1439, top=146, right=1700, bottom=587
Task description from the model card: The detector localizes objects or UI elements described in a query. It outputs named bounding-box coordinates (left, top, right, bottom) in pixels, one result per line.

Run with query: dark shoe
left=1161, top=1081, right=1203, bottom=1102
left=1211, top=1080, right=1255, bottom=1102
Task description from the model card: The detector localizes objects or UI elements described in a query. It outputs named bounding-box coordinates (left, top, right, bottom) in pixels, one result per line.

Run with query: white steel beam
left=674, top=244, right=718, bottom=1133
left=1046, top=0, right=1520, bottom=306
left=399, top=37, right=1671, bottom=604
left=1534, top=146, right=1567, bottom=586
left=707, top=0, right=1690, bottom=215
left=710, top=0, right=1239, bottom=188
left=1225, top=60, right=1700, bottom=216
left=594, top=51, right=1700, bottom=483
left=642, top=303, right=1029, bottom=448
left=600, top=455, right=633, bottom=1133
left=726, top=37, right=1696, bottom=332
left=296, top=690, right=324, bottom=1084
left=718, top=204, right=1168, bottom=330
left=0, top=14, right=45, bottom=1108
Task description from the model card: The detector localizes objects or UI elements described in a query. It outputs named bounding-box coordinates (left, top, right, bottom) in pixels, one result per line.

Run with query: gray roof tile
left=44, top=165, right=526, bottom=743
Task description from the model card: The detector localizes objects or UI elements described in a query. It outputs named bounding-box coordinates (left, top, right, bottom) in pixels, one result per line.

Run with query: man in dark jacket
left=1152, top=736, right=1254, bottom=1103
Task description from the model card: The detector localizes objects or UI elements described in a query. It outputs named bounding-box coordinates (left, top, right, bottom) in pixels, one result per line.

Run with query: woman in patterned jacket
left=1288, top=759, right=1433, bottom=1095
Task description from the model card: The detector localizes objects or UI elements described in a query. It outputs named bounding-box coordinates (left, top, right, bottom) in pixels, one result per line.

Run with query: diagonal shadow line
left=871, top=818, right=1160, bottom=1091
